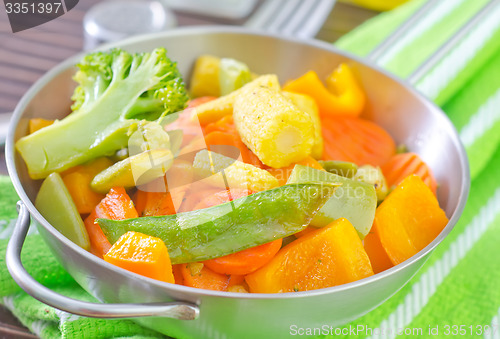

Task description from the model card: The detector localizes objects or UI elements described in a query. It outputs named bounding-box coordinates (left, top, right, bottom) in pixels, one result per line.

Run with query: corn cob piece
left=193, top=150, right=279, bottom=192
left=190, top=55, right=221, bottom=98
left=233, top=85, right=315, bottom=168
left=282, top=91, right=324, bottom=159
left=191, top=74, right=280, bottom=125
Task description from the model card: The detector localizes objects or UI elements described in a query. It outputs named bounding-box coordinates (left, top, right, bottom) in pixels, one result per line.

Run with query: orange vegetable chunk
left=104, top=231, right=175, bottom=283
left=204, top=239, right=282, bottom=276
left=245, top=218, right=374, bottom=293
left=267, top=155, right=324, bottom=186
left=29, top=118, right=54, bottom=134
left=322, top=117, right=396, bottom=166
left=374, top=175, right=448, bottom=266
left=84, top=186, right=138, bottom=258
left=62, top=158, right=113, bottom=214
left=180, top=263, right=229, bottom=291
left=363, top=230, right=394, bottom=274
left=381, top=152, right=437, bottom=195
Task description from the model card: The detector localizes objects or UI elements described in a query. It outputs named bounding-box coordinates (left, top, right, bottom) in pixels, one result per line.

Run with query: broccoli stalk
left=16, top=48, right=188, bottom=179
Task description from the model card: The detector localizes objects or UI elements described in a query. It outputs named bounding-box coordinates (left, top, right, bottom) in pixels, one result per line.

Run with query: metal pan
left=5, top=26, right=469, bottom=338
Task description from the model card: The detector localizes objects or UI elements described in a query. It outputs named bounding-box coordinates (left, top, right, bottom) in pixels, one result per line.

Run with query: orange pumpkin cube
left=245, top=218, right=374, bottom=293
left=104, top=231, right=175, bottom=283
left=373, top=174, right=448, bottom=266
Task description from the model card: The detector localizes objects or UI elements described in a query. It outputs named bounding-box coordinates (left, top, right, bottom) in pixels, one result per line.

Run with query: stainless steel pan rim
left=6, top=25, right=470, bottom=301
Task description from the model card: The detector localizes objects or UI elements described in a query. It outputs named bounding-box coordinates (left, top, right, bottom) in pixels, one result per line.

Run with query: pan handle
left=6, top=201, right=200, bottom=320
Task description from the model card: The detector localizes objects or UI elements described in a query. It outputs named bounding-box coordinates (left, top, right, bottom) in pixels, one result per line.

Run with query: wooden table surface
left=0, top=1, right=377, bottom=337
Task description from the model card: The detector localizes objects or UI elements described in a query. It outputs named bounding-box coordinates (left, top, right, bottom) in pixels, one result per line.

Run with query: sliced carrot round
left=204, top=239, right=283, bottom=276
left=381, top=152, right=437, bottom=195
left=322, top=117, right=396, bottom=167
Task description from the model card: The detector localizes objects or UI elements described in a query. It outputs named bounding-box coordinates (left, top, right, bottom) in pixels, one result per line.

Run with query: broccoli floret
left=16, top=48, right=189, bottom=179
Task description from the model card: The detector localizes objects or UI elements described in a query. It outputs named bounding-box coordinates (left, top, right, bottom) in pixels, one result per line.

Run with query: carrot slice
left=180, top=263, right=229, bottom=291
left=381, top=152, right=437, bottom=195
left=204, top=239, right=282, bottom=276
left=84, top=187, right=138, bottom=258
left=363, top=230, right=393, bottom=274
left=204, top=115, right=237, bottom=135
left=245, top=218, right=373, bottom=293
left=373, top=175, right=448, bottom=266
left=104, top=231, right=175, bottom=283
left=198, top=188, right=281, bottom=276
left=322, top=117, right=396, bottom=167
left=194, top=188, right=253, bottom=210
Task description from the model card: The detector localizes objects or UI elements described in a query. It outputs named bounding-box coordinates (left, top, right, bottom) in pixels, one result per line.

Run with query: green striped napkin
left=328, top=0, right=500, bottom=337
left=1, top=0, right=500, bottom=337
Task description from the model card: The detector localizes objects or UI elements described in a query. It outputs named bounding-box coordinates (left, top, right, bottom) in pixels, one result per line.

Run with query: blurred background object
left=83, top=0, right=177, bottom=50
left=340, top=0, right=410, bottom=11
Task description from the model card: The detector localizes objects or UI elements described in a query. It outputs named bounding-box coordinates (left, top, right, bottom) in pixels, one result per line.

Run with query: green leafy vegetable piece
left=35, top=172, right=90, bottom=249
left=219, top=58, right=252, bottom=95
left=16, top=48, right=188, bottom=179
left=98, top=183, right=336, bottom=264
left=287, top=165, right=376, bottom=238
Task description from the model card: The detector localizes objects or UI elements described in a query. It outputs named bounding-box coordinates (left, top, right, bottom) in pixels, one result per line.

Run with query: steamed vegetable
left=180, top=263, right=229, bottom=291
left=29, top=118, right=54, bottom=134
left=219, top=58, right=252, bottom=95
left=283, top=63, right=366, bottom=117
left=245, top=218, right=374, bottom=293
left=16, top=48, right=188, bottom=179
left=84, top=187, right=138, bottom=258
left=189, top=55, right=221, bottom=98
left=282, top=91, right=324, bottom=159
left=35, top=173, right=90, bottom=250
left=354, top=165, right=389, bottom=202
left=193, top=150, right=279, bottom=192
left=318, top=160, right=358, bottom=178
left=91, top=148, right=173, bottom=194
left=191, top=74, right=280, bottom=125
left=322, top=116, right=396, bottom=167
left=61, top=157, right=112, bottom=214
left=381, top=152, right=437, bottom=195
left=266, top=155, right=325, bottom=186
left=373, top=175, right=448, bottom=265
left=97, top=183, right=337, bottom=264
left=233, top=84, right=315, bottom=168
left=204, top=239, right=282, bottom=276
left=104, top=231, right=175, bottom=283
left=204, top=116, right=264, bottom=168
left=363, top=230, right=394, bottom=274
left=287, top=165, right=377, bottom=238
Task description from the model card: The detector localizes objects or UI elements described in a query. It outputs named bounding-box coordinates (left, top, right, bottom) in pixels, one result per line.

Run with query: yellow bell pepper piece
left=283, top=63, right=366, bottom=118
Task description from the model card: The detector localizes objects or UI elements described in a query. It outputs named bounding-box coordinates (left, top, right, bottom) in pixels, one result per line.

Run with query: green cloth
left=328, top=0, right=500, bottom=337
left=2, top=0, right=500, bottom=338
left=0, top=177, right=165, bottom=339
